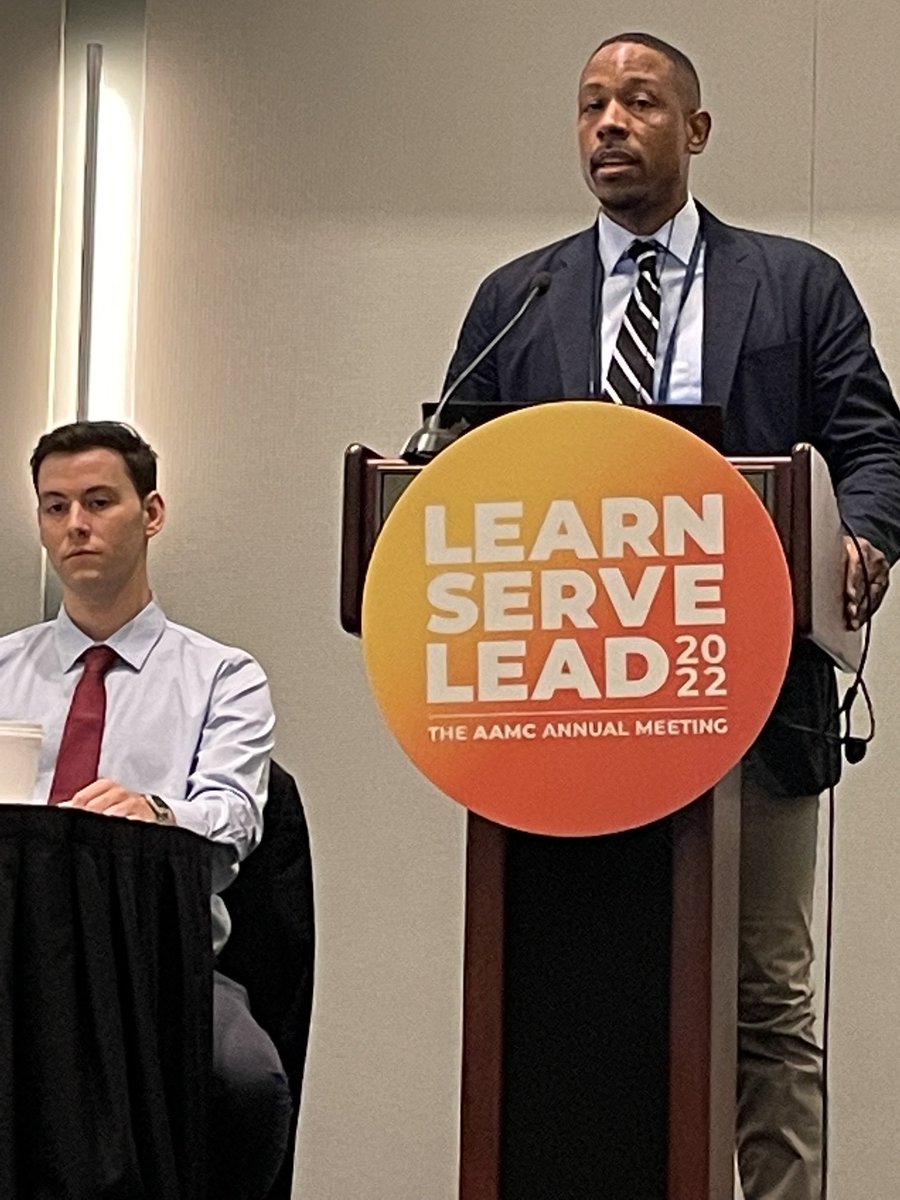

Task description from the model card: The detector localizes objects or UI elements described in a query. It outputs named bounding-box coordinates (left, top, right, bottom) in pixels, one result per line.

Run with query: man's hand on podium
left=844, top=535, right=889, bottom=629
left=59, top=779, right=168, bottom=822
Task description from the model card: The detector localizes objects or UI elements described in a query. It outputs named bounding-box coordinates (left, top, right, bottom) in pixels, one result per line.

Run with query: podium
left=341, top=407, right=857, bottom=1200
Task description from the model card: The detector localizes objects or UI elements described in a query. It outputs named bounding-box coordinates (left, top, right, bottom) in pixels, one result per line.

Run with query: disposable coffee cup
left=0, top=721, right=44, bottom=803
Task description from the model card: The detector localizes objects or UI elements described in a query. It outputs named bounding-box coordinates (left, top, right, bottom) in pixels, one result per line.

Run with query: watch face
left=148, top=794, right=171, bottom=822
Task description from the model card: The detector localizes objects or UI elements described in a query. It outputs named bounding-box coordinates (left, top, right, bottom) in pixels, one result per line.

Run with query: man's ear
left=35, top=497, right=55, bottom=554
left=687, top=109, right=711, bottom=156
left=143, top=491, right=166, bottom=539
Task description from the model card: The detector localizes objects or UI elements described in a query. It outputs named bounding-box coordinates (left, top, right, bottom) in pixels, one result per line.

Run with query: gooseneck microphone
left=402, top=271, right=553, bottom=461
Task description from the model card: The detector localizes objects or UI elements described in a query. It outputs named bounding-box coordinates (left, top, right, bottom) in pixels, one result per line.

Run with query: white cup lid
left=0, top=721, right=44, bottom=736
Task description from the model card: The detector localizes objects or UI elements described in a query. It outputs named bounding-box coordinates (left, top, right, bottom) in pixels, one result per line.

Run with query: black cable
left=773, top=520, right=876, bottom=756
left=820, top=781, right=836, bottom=1200
left=820, top=520, right=871, bottom=1200
left=837, top=521, right=876, bottom=762
left=841, top=520, right=874, bottom=670
left=772, top=520, right=874, bottom=1199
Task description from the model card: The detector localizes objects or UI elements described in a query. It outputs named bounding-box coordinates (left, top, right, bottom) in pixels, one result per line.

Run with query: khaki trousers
left=736, top=781, right=823, bottom=1200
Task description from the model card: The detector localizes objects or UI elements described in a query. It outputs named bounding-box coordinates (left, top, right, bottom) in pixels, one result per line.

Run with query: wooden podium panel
left=460, top=771, right=740, bottom=1200
left=344, top=442, right=861, bottom=670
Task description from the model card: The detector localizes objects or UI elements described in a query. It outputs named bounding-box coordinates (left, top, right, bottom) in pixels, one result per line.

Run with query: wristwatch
left=144, top=793, right=175, bottom=825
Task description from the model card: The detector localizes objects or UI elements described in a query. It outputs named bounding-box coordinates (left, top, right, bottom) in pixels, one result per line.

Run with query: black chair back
left=216, top=760, right=315, bottom=1200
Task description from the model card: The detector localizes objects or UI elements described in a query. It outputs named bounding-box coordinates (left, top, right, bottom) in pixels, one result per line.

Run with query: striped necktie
left=605, top=240, right=660, bottom=406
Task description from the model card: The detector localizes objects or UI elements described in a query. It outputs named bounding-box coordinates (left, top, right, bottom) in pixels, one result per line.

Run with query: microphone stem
left=430, top=281, right=544, bottom=427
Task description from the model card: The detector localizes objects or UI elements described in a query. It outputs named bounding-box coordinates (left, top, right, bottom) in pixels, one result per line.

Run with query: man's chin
left=60, top=560, right=103, bottom=583
left=58, top=566, right=113, bottom=598
left=591, top=183, right=643, bottom=212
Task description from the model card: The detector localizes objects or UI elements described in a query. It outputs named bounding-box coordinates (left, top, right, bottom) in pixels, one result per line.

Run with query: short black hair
left=593, top=32, right=701, bottom=109
left=30, top=421, right=158, bottom=499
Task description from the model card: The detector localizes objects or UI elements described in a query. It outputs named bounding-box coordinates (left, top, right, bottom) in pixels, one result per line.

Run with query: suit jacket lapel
left=548, top=226, right=597, bottom=397
left=544, top=212, right=759, bottom=407
left=700, top=207, right=758, bottom=411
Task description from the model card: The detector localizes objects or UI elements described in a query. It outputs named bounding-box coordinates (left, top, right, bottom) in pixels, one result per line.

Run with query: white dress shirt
left=0, top=599, right=275, bottom=952
left=597, top=194, right=705, bottom=404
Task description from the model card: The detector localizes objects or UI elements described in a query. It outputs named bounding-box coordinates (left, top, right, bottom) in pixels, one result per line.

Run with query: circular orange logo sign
left=363, top=403, right=793, bottom=835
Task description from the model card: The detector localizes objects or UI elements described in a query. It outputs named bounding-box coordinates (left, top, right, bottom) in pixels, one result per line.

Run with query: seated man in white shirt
left=0, top=420, right=293, bottom=1200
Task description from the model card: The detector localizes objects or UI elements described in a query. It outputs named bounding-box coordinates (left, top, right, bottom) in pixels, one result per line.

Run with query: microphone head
left=401, top=413, right=468, bottom=463
left=532, top=271, right=552, bottom=294
left=844, top=737, right=868, bottom=765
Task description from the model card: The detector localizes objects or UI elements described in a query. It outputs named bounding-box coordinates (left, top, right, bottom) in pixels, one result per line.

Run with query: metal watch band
left=145, top=793, right=173, bottom=824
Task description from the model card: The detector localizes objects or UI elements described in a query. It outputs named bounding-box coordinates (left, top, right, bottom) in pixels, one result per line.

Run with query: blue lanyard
left=590, top=225, right=704, bottom=404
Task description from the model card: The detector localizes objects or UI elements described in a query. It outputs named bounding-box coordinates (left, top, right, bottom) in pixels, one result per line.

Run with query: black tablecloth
left=0, top=806, right=214, bottom=1200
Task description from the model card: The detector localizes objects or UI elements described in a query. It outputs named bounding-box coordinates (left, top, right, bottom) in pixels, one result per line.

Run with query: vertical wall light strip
left=45, top=1, right=69, bottom=433
left=88, top=81, right=141, bottom=421
left=76, top=42, right=103, bottom=421
left=42, top=9, right=69, bottom=624
left=49, top=0, right=147, bottom=431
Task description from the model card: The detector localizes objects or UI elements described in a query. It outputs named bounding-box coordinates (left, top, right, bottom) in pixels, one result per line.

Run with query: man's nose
left=66, top=504, right=90, bottom=535
left=598, top=100, right=628, bottom=137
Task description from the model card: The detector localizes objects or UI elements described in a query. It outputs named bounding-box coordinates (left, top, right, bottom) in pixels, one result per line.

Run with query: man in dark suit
left=438, top=31, right=900, bottom=1200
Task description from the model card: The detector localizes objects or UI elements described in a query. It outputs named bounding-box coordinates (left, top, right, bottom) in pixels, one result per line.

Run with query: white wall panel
left=0, top=1, right=61, bottom=634
left=812, top=4, right=900, bottom=1197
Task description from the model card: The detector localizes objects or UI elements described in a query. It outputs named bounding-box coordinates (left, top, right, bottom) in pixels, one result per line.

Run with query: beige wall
left=0, top=0, right=61, bottom=632
left=811, top=2, right=900, bottom=1193
left=3, top=0, right=895, bottom=1195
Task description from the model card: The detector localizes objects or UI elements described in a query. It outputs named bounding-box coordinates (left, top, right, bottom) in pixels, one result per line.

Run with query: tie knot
left=627, top=240, right=658, bottom=272
left=81, top=645, right=118, bottom=676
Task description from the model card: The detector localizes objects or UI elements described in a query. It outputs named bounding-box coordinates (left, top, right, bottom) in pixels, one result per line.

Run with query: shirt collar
left=54, top=599, right=167, bottom=673
left=597, top=193, right=700, bottom=274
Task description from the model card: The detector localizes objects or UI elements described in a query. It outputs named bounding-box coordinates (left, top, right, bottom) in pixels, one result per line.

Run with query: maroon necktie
left=49, top=645, right=119, bottom=805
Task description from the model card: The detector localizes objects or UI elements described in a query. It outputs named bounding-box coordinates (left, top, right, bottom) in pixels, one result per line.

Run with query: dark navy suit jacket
left=441, top=206, right=900, bottom=794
